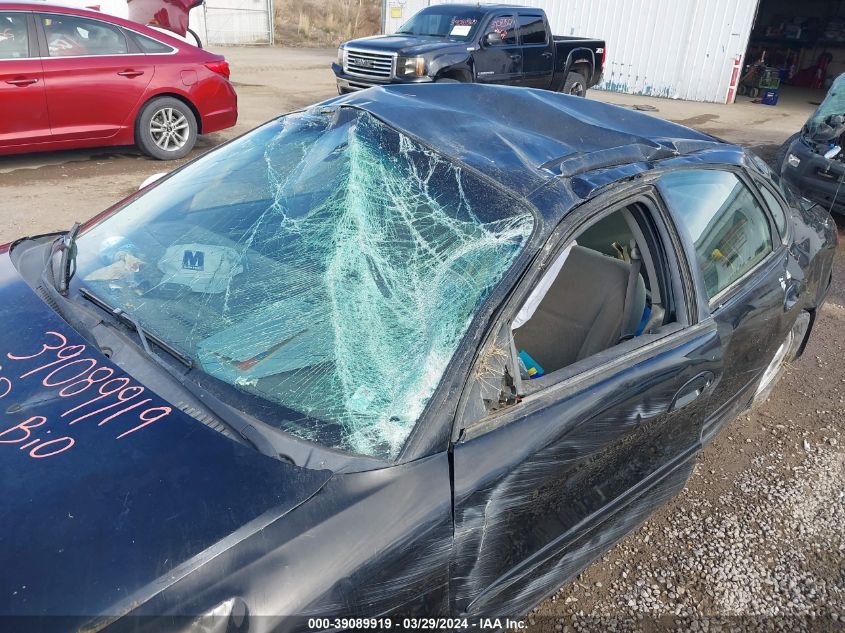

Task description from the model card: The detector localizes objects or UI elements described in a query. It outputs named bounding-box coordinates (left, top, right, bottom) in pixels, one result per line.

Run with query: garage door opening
left=740, top=0, right=845, bottom=108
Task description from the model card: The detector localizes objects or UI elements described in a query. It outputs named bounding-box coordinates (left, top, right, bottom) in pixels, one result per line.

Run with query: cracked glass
left=807, top=73, right=845, bottom=138
left=74, top=108, right=535, bottom=459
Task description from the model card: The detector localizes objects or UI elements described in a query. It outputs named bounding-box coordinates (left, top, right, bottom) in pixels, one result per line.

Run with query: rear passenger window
left=658, top=170, right=774, bottom=301
left=41, top=14, right=127, bottom=57
left=0, top=13, right=29, bottom=59
left=518, top=14, right=547, bottom=44
left=485, top=15, right=517, bottom=45
left=132, top=32, right=174, bottom=53
left=757, top=184, right=788, bottom=239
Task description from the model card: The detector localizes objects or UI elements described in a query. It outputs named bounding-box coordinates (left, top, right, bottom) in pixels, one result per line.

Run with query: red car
left=0, top=1, right=237, bottom=159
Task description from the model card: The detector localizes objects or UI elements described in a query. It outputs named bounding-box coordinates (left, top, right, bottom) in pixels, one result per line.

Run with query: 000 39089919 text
left=0, top=330, right=172, bottom=459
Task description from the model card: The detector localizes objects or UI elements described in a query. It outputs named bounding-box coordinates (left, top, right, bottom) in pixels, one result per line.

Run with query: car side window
left=0, top=13, right=29, bottom=59
left=657, top=170, right=774, bottom=301
left=131, top=32, right=174, bottom=54
left=459, top=199, right=682, bottom=426
left=518, top=14, right=547, bottom=45
left=41, top=14, right=128, bottom=57
left=485, top=15, right=517, bottom=46
left=756, top=183, right=788, bottom=238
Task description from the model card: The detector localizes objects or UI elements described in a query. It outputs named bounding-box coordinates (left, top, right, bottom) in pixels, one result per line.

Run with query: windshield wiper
left=40, top=222, right=81, bottom=296
left=59, top=222, right=81, bottom=295
left=78, top=287, right=282, bottom=461
left=36, top=224, right=103, bottom=347
left=79, top=287, right=193, bottom=367
left=42, top=221, right=83, bottom=296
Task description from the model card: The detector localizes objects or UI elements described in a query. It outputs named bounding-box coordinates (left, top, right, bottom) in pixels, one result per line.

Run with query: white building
left=382, top=0, right=845, bottom=104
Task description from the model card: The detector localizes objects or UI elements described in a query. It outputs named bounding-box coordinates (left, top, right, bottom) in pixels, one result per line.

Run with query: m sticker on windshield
left=182, top=250, right=205, bottom=270
left=158, top=243, right=244, bottom=294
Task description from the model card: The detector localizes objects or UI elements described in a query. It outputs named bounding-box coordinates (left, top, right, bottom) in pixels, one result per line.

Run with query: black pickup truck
left=332, top=4, right=605, bottom=96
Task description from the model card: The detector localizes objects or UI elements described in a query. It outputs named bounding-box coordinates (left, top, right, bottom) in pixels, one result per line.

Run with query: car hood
left=0, top=254, right=332, bottom=628
left=345, top=34, right=462, bottom=55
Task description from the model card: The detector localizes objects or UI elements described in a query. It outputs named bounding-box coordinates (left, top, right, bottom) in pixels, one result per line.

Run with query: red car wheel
left=135, top=96, right=198, bottom=161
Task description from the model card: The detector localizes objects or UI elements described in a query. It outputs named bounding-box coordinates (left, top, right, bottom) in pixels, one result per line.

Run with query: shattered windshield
left=396, top=8, right=483, bottom=40
left=806, top=73, right=845, bottom=137
left=73, top=108, right=534, bottom=459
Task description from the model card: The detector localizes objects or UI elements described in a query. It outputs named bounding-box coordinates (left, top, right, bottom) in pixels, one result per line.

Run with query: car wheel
left=187, top=28, right=203, bottom=48
left=562, top=71, right=588, bottom=97
left=774, top=132, right=800, bottom=174
left=136, top=97, right=197, bottom=161
left=753, top=311, right=810, bottom=406
left=435, top=77, right=461, bottom=83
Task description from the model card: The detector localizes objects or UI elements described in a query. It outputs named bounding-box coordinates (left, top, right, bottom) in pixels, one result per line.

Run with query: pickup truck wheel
left=563, top=71, right=587, bottom=97
left=136, top=97, right=197, bottom=161
left=435, top=78, right=460, bottom=83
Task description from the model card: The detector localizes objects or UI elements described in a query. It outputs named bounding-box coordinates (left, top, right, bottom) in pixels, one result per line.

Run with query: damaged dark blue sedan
left=0, top=84, right=836, bottom=632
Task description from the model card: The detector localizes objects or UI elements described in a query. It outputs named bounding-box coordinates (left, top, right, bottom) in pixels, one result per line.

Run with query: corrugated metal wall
left=383, top=0, right=760, bottom=103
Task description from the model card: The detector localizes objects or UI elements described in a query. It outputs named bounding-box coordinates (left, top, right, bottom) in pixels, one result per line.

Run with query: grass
left=275, top=0, right=382, bottom=47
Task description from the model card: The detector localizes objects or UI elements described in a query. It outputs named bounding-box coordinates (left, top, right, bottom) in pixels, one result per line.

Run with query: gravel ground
left=528, top=226, right=845, bottom=632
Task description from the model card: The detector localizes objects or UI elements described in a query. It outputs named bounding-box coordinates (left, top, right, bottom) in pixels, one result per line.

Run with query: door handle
left=117, top=70, right=144, bottom=78
left=541, top=52, right=553, bottom=58
left=5, top=77, right=38, bottom=86
left=509, top=54, right=521, bottom=61
left=669, top=371, right=714, bottom=412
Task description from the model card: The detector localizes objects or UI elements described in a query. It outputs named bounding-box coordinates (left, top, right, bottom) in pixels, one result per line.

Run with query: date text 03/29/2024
left=307, top=618, right=527, bottom=630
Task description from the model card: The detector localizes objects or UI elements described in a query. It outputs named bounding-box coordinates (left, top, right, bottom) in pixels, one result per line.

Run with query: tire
left=748, top=86, right=760, bottom=99
left=435, top=77, right=460, bottom=83
left=562, top=71, right=588, bottom=97
left=753, top=312, right=810, bottom=406
left=187, top=28, right=203, bottom=49
left=774, top=132, right=800, bottom=174
left=135, top=97, right=198, bottom=161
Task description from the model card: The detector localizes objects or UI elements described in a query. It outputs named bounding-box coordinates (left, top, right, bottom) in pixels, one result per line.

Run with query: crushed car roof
left=329, top=84, right=733, bottom=200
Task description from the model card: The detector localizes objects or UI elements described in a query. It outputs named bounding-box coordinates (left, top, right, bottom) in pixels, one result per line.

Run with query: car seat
left=513, top=245, right=646, bottom=374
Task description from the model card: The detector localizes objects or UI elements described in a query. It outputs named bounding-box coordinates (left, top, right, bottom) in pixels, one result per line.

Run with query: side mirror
left=483, top=31, right=502, bottom=47
left=139, top=172, right=167, bottom=190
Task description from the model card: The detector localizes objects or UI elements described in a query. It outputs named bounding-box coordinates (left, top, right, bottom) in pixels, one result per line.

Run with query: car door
left=473, top=13, right=522, bottom=85
left=655, top=168, right=794, bottom=443
left=449, top=189, right=723, bottom=617
left=0, top=11, right=51, bottom=148
left=36, top=12, right=153, bottom=141
left=515, top=12, right=553, bottom=88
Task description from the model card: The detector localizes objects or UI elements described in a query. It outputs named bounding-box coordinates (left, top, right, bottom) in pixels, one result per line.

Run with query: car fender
left=128, top=85, right=203, bottom=135
left=429, top=52, right=474, bottom=82
left=557, top=47, right=595, bottom=91
left=790, top=201, right=837, bottom=311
